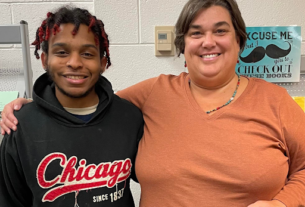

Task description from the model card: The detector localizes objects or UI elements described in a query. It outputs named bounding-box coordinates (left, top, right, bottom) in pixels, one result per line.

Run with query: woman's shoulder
left=244, top=77, right=292, bottom=105
left=248, top=77, right=288, bottom=94
left=116, top=72, right=188, bottom=108
left=153, top=72, right=188, bottom=86
left=121, top=72, right=188, bottom=93
left=242, top=77, right=301, bottom=119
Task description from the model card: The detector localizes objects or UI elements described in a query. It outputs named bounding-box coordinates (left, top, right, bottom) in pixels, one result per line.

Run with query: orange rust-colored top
left=117, top=73, right=305, bottom=207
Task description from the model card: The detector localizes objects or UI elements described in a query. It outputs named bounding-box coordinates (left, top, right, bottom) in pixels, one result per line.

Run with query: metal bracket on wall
left=301, top=55, right=305, bottom=74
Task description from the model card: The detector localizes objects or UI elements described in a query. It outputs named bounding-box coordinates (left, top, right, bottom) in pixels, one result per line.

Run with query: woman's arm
left=247, top=200, right=286, bottom=207
left=0, top=76, right=158, bottom=135
left=271, top=93, right=305, bottom=207
left=249, top=92, right=305, bottom=207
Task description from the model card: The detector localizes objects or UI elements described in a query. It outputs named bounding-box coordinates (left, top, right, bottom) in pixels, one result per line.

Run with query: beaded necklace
left=206, top=74, right=240, bottom=114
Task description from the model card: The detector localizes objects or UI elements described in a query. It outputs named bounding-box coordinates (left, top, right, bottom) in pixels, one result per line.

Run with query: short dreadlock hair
left=32, top=6, right=111, bottom=68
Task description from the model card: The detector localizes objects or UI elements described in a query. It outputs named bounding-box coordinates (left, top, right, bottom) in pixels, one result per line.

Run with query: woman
left=1, top=0, right=305, bottom=206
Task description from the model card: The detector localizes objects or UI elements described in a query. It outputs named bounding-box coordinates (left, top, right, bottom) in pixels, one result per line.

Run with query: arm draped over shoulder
left=116, top=77, right=159, bottom=110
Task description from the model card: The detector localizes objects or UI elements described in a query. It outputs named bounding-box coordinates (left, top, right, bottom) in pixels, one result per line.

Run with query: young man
left=0, top=7, right=143, bottom=207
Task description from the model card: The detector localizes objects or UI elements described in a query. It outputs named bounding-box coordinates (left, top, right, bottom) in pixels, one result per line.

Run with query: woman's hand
left=248, top=200, right=286, bottom=207
left=0, top=98, right=32, bottom=135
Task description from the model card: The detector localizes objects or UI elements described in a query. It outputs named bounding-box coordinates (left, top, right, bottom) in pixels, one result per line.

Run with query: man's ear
left=100, top=56, right=107, bottom=74
left=41, top=52, right=48, bottom=71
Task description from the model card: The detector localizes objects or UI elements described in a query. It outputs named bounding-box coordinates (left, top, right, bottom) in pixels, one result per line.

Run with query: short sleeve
left=116, top=77, right=158, bottom=110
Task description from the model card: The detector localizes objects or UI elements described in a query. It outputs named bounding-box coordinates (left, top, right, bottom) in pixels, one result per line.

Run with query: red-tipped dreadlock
left=88, top=16, right=96, bottom=31
left=31, top=6, right=111, bottom=68
left=99, top=22, right=110, bottom=66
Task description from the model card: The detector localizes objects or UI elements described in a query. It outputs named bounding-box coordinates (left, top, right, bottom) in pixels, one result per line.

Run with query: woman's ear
left=236, top=35, right=241, bottom=54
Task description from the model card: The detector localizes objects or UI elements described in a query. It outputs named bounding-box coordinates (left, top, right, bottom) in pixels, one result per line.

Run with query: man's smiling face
left=42, top=23, right=106, bottom=100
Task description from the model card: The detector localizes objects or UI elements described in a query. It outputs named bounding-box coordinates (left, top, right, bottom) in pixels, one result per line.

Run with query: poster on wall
left=236, top=26, right=301, bottom=82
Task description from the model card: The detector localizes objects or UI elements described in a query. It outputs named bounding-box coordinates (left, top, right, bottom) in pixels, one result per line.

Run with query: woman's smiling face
left=184, top=5, right=240, bottom=86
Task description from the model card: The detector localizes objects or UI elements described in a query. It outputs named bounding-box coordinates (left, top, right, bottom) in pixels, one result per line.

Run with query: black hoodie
left=0, top=73, right=144, bottom=207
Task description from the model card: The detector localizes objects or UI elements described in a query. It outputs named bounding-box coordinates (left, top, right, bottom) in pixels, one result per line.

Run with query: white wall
left=1, top=0, right=305, bottom=206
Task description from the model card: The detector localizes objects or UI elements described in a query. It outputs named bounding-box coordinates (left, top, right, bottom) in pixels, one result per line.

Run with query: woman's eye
left=191, top=31, right=201, bottom=36
left=216, top=29, right=226, bottom=34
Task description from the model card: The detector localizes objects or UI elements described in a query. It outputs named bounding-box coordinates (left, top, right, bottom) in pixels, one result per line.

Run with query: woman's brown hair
left=175, top=0, right=247, bottom=56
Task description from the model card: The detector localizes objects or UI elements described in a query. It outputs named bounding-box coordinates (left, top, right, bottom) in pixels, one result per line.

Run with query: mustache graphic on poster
left=235, top=26, right=301, bottom=82
left=239, top=42, right=291, bottom=63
